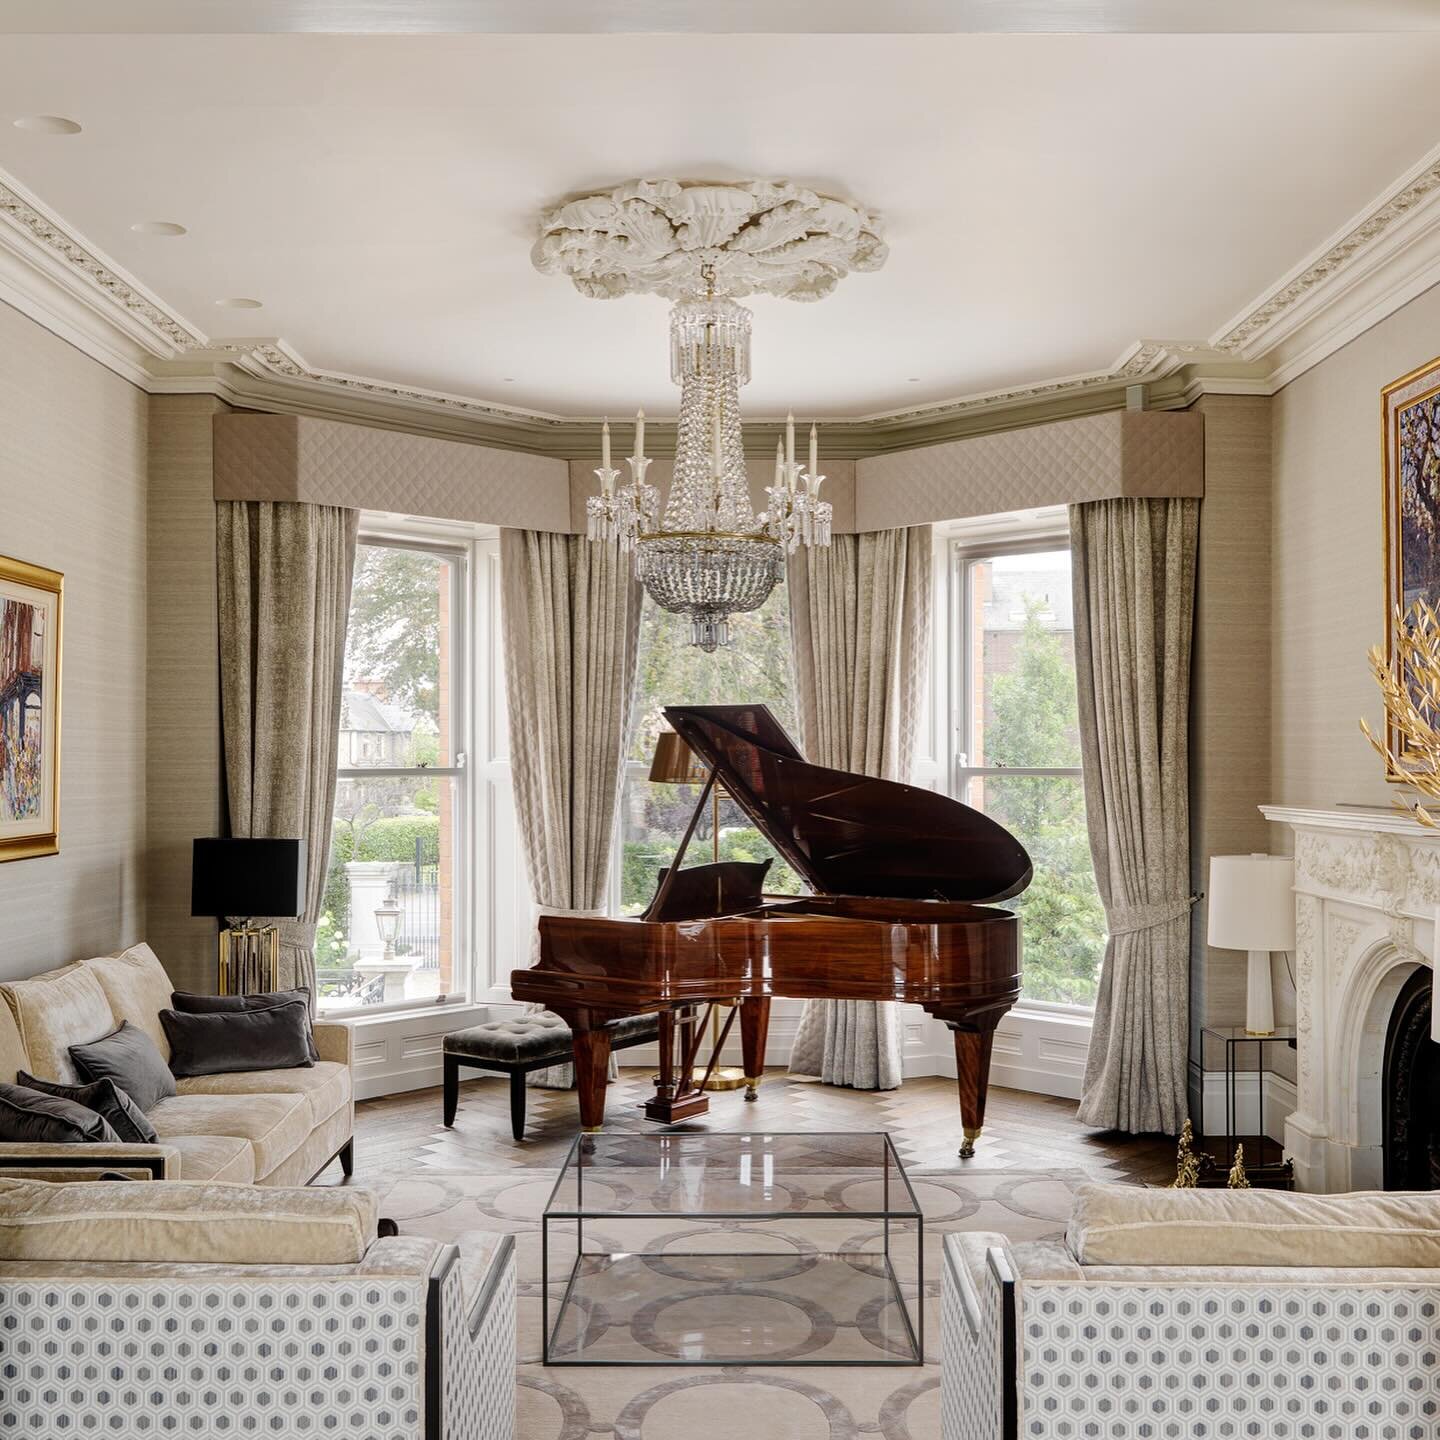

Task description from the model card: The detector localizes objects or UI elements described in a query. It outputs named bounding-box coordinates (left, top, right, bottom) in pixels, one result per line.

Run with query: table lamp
left=647, top=730, right=746, bottom=1090
left=191, top=837, right=306, bottom=994
left=1207, top=853, right=1295, bottom=1036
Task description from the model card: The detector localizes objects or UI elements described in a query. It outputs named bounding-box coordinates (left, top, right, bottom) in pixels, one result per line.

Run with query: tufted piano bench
left=443, top=1010, right=661, bottom=1140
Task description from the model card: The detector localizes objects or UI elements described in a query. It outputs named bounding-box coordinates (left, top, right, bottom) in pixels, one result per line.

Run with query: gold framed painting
left=0, top=554, right=62, bottom=860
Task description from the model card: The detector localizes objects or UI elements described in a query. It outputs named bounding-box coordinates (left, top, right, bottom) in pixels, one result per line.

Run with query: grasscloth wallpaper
left=1272, top=280, right=1440, bottom=813
left=0, top=300, right=148, bottom=980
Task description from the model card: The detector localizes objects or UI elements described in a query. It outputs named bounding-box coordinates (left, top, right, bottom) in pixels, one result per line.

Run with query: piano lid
left=664, top=704, right=1033, bottom=904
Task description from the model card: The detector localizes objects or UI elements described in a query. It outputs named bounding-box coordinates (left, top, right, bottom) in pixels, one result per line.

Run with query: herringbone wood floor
left=329, top=1068, right=1176, bottom=1189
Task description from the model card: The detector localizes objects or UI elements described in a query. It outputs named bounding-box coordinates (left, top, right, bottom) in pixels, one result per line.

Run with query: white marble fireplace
left=1263, top=805, right=1440, bottom=1192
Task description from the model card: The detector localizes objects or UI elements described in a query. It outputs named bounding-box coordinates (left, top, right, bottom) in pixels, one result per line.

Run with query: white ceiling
left=2, top=30, right=1440, bottom=419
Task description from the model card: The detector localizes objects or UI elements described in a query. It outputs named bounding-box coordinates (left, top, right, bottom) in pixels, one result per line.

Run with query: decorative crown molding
left=6, top=138, right=1440, bottom=453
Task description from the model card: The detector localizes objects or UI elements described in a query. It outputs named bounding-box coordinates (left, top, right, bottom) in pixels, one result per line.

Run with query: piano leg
left=567, top=1016, right=613, bottom=1133
left=738, top=996, right=771, bottom=1102
left=949, top=1022, right=997, bottom=1159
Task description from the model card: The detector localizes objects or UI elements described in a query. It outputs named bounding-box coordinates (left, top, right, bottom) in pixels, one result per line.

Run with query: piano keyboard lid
left=664, top=704, right=1034, bottom=905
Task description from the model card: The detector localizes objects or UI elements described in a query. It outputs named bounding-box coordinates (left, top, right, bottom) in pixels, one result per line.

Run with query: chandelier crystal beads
left=541, top=178, right=884, bottom=650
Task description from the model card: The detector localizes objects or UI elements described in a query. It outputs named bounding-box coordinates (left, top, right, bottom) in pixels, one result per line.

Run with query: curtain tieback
left=1105, top=895, right=1196, bottom=937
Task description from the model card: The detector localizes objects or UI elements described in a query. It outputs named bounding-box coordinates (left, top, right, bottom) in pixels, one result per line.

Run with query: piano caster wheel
left=743, top=1076, right=760, bottom=1102
left=958, top=1127, right=981, bottom=1160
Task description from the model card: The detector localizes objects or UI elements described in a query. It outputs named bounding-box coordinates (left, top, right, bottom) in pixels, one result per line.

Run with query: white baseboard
left=1200, top=1070, right=1296, bottom=1144
left=934, top=1008, right=1092, bottom=1100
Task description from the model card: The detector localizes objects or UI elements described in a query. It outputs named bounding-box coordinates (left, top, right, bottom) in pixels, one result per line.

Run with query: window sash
left=319, top=533, right=475, bottom=1018
left=950, top=534, right=1100, bottom=1012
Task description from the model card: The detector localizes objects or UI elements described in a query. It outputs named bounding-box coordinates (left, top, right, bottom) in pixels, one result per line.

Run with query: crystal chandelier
left=588, top=265, right=832, bottom=651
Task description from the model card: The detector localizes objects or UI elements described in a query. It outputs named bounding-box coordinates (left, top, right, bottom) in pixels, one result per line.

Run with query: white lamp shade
left=1207, top=854, right=1295, bottom=952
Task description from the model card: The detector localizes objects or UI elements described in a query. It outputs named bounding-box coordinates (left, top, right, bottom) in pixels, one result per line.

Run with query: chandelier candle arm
left=809, top=423, right=818, bottom=480
left=634, top=408, right=645, bottom=458
left=601, top=417, right=611, bottom=471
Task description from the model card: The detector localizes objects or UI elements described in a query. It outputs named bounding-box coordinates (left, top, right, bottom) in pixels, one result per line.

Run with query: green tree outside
left=982, top=597, right=1106, bottom=1006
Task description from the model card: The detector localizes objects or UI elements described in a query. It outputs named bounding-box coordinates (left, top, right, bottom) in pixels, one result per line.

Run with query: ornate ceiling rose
left=531, top=177, right=887, bottom=302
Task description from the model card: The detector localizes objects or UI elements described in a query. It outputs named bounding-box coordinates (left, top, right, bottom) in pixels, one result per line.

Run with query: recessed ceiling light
left=13, top=115, right=82, bottom=135
left=907, top=377, right=921, bottom=383
left=131, top=221, right=187, bottom=237
left=502, top=377, right=516, bottom=383
left=215, top=297, right=262, bottom=310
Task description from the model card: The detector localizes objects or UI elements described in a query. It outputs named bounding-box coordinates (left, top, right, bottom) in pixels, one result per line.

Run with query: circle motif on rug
left=638, top=1226, right=819, bottom=1284
left=822, top=1175, right=980, bottom=1225
left=877, top=1374, right=941, bottom=1440
left=613, top=1371, right=858, bottom=1440
left=516, top=1373, right=592, bottom=1440
left=631, top=1285, right=835, bottom=1364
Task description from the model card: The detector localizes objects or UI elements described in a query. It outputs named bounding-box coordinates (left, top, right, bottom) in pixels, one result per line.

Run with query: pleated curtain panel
left=216, top=500, right=360, bottom=1004
left=1069, top=496, right=1200, bottom=1135
left=785, top=525, right=933, bottom=1090
left=500, top=528, right=644, bottom=1088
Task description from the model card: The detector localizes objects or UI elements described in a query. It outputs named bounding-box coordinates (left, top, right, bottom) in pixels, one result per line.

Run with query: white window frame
left=321, top=527, right=475, bottom=1021
left=946, top=514, right=1099, bottom=1022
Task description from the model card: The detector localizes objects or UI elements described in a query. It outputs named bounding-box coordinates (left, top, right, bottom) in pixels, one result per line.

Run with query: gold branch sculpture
left=1171, top=1119, right=1201, bottom=1189
left=1362, top=599, right=1440, bottom=822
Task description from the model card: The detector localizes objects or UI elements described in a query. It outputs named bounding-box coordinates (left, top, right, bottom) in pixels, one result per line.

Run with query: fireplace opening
left=1382, top=967, right=1440, bottom=1190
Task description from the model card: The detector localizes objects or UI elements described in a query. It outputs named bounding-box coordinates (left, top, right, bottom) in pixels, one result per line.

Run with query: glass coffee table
left=541, top=1130, right=923, bottom=1366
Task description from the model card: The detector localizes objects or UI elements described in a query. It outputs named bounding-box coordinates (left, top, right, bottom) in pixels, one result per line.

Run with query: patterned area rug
left=378, top=1160, right=1091, bottom=1440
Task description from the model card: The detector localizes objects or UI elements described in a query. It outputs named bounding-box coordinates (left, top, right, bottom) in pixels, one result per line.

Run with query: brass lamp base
left=706, top=1067, right=749, bottom=1092
left=219, top=924, right=280, bottom=994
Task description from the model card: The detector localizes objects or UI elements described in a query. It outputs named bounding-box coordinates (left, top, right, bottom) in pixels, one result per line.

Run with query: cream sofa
left=0, top=943, right=354, bottom=1185
left=944, top=1183, right=1440, bottom=1440
left=0, top=1176, right=515, bottom=1440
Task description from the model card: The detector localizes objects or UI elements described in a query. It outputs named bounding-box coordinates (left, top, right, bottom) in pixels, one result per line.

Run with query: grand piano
left=510, top=703, right=1033, bottom=1157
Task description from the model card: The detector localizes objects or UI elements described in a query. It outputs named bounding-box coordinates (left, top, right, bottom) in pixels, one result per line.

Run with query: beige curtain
left=786, top=525, right=933, bottom=1089
left=501, top=529, right=643, bottom=1087
left=217, top=501, right=359, bottom=1003
left=1070, top=497, right=1199, bottom=1135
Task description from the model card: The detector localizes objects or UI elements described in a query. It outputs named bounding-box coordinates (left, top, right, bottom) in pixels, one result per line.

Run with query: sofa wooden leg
left=510, top=1070, right=527, bottom=1142
left=443, top=1056, right=459, bottom=1127
left=339, top=1138, right=354, bottom=1177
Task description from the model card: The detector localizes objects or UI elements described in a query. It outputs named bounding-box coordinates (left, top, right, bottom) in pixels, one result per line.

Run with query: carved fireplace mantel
left=1261, top=805, right=1440, bottom=1192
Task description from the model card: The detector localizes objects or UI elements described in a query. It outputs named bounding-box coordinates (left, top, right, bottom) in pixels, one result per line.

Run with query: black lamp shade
left=191, top=838, right=307, bottom=920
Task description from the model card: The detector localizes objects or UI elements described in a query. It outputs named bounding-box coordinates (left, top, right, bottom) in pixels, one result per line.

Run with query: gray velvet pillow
left=18, top=1071, right=159, bottom=1144
left=0, top=1081, right=120, bottom=1144
left=160, top=999, right=315, bottom=1078
left=170, top=988, right=318, bottom=1060
left=68, top=1021, right=177, bottom=1113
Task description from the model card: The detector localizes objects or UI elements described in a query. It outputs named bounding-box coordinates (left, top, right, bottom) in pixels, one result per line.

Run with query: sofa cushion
left=167, top=1133, right=256, bottom=1184
left=147, top=1092, right=313, bottom=1179
left=86, top=945, right=175, bottom=1062
left=69, top=1021, right=177, bottom=1113
left=0, top=1082, right=120, bottom=1145
left=18, top=1072, right=158, bottom=1145
left=1067, top=1182, right=1440, bottom=1268
left=161, top=1001, right=314, bottom=1078
left=0, top=1177, right=378, bottom=1264
left=176, top=1059, right=351, bottom=1129
left=171, top=989, right=319, bottom=1060
left=1, top=962, right=115, bottom=1084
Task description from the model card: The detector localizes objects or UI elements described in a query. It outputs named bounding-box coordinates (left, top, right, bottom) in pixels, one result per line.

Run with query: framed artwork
left=0, top=554, right=62, bottom=860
